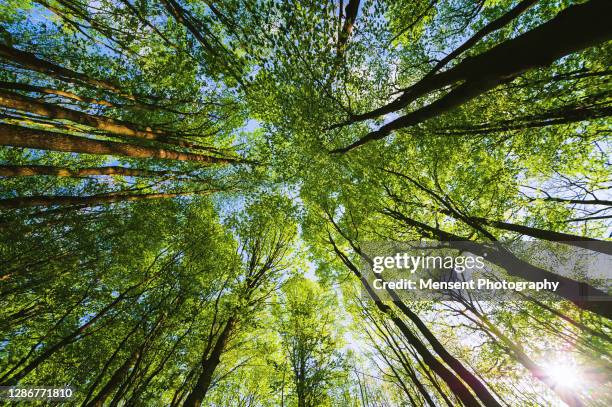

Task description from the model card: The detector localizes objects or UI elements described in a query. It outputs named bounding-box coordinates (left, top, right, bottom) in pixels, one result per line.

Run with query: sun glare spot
left=543, top=357, right=583, bottom=389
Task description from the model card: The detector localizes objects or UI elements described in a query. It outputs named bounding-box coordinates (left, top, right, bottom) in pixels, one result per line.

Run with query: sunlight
left=543, top=357, right=583, bottom=389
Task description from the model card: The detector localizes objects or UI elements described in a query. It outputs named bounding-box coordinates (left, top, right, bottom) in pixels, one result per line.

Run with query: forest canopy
left=0, top=0, right=611, bottom=406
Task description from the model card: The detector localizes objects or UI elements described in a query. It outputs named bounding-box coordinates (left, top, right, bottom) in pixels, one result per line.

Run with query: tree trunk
left=326, top=214, right=503, bottom=407
left=466, top=305, right=584, bottom=406
left=386, top=209, right=612, bottom=319
left=437, top=104, right=612, bottom=135
left=337, top=0, right=361, bottom=53
left=0, top=89, right=194, bottom=148
left=386, top=288, right=502, bottom=407
left=523, top=294, right=612, bottom=342
left=0, top=282, right=139, bottom=385
left=537, top=197, right=612, bottom=206
left=427, top=0, right=539, bottom=77
left=182, top=317, right=235, bottom=407
left=0, top=123, right=235, bottom=164
left=86, top=348, right=141, bottom=407
left=81, top=322, right=142, bottom=406
left=329, top=237, right=492, bottom=407
left=0, top=190, right=215, bottom=210
left=343, top=0, right=536, bottom=125
left=430, top=205, right=612, bottom=255
left=333, top=0, right=612, bottom=152
left=371, top=316, right=437, bottom=407
left=468, top=215, right=612, bottom=255
left=0, top=43, right=138, bottom=101
left=0, top=164, right=176, bottom=178
left=0, top=81, right=115, bottom=107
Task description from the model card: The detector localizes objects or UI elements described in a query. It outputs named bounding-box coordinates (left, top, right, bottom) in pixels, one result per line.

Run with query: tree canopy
left=1, top=0, right=611, bottom=406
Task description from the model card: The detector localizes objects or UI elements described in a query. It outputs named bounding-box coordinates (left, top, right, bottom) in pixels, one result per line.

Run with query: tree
left=273, top=276, right=347, bottom=407
left=1, top=1, right=611, bottom=406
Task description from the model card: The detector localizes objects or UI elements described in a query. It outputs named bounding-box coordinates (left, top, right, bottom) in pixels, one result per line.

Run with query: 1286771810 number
left=0, top=386, right=74, bottom=400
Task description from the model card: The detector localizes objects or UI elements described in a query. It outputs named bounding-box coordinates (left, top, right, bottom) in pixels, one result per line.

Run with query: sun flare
left=543, top=358, right=583, bottom=389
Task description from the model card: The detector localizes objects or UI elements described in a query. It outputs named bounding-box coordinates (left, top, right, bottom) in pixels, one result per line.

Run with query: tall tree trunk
left=385, top=209, right=612, bottom=319
left=158, top=0, right=243, bottom=86
left=537, top=197, right=612, bottom=206
left=0, top=190, right=216, bottom=210
left=426, top=0, right=539, bottom=77
left=0, top=43, right=143, bottom=103
left=326, top=212, right=503, bottom=407
left=523, top=294, right=612, bottom=343
left=329, top=236, right=494, bottom=407
left=465, top=215, right=612, bottom=255
left=0, top=282, right=140, bottom=385
left=0, top=89, right=195, bottom=148
left=182, top=317, right=235, bottom=407
left=0, top=81, right=115, bottom=107
left=368, top=314, right=437, bottom=407
left=383, top=167, right=612, bottom=254
left=333, top=0, right=612, bottom=152
left=81, top=322, right=142, bottom=406
left=159, top=0, right=214, bottom=53
left=0, top=164, right=177, bottom=178
left=86, top=348, right=141, bottom=407
left=386, top=288, right=500, bottom=407
left=337, top=0, right=361, bottom=55
left=437, top=104, right=612, bottom=135
left=0, top=123, right=235, bottom=164
left=336, top=0, right=602, bottom=126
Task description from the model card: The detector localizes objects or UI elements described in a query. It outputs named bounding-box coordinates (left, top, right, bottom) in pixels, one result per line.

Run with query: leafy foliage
left=0, top=0, right=610, bottom=406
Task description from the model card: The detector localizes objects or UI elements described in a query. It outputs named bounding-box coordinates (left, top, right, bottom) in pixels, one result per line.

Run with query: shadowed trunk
left=426, top=0, right=539, bottom=77
left=436, top=104, right=612, bottom=135
left=0, top=43, right=132, bottom=98
left=86, top=348, right=141, bottom=407
left=0, top=190, right=216, bottom=210
left=333, top=0, right=612, bottom=152
left=464, top=215, right=612, bottom=255
left=337, top=0, right=361, bottom=54
left=329, top=235, right=497, bottom=407
left=385, top=209, right=612, bottom=319
left=182, top=317, right=235, bottom=407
